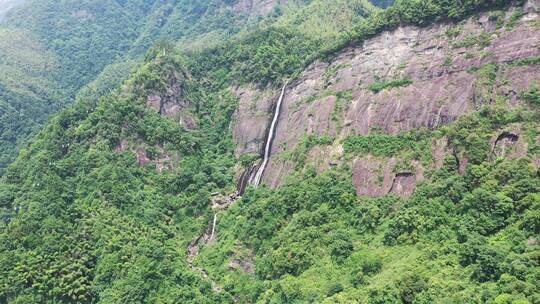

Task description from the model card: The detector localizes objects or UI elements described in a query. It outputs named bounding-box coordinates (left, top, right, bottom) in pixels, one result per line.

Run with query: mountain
left=0, top=0, right=539, bottom=303
left=0, top=0, right=275, bottom=174
left=0, top=0, right=380, bottom=175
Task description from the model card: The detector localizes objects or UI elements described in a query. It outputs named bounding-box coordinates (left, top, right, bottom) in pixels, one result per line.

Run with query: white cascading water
left=251, top=81, right=288, bottom=187
left=209, top=213, right=217, bottom=240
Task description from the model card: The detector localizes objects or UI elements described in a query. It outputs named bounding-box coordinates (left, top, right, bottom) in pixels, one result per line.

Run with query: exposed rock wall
left=232, top=0, right=540, bottom=197
left=489, top=127, right=528, bottom=160
left=232, top=86, right=275, bottom=156
left=146, top=69, right=198, bottom=130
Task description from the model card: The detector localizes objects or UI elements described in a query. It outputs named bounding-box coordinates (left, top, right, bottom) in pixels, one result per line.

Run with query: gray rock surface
left=233, top=1, right=540, bottom=196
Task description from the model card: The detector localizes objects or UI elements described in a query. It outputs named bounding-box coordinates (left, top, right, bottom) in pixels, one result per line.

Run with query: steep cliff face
left=233, top=0, right=540, bottom=196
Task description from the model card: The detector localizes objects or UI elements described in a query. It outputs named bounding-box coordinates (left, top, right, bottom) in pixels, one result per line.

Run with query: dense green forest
left=0, top=0, right=539, bottom=303
left=0, top=0, right=382, bottom=174
left=0, top=0, right=272, bottom=174
left=196, top=106, right=539, bottom=303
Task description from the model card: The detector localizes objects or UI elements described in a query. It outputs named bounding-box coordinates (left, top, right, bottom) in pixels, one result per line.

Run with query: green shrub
left=506, top=9, right=524, bottom=29
left=397, top=273, right=428, bottom=304
left=452, top=32, right=493, bottom=49
left=369, top=77, right=413, bottom=93
left=520, top=87, right=540, bottom=106
left=343, top=134, right=418, bottom=156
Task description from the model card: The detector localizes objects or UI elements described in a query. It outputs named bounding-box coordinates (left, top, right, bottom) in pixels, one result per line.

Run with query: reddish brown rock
left=145, top=70, right=198, bottom=129
left=432, top=137, right=449, bottom=169
left=232, top=1, right=540, bottom=195
left=136, top=148, right=151, bottom=166
left=490, top=125, right=529, bottom=160
left=232, top=86, right=275, bottom=156
left=389, top=173, right=417, bottom=198
left=115, top=138, right=129, bottom=152
left=118, top=140, right=179, bottom=172
left=229, top=258, right=255, bottom=274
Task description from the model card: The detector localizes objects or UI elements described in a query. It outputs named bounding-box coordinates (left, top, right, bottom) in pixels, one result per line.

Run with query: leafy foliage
left=0, top=0, right=294, bottom=174
left=368, top=77, right=413, bottom=93
left=0, top=47, right=238, bottom=303
left=0, top=0, right=537, bottom=303
left=520, top=87, right=540, bottom=106
left=196, top=108, right=539, bottom=303
left=343, top=132, right=427, bottom=157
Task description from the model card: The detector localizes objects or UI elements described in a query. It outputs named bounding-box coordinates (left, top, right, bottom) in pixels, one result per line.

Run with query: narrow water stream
left=186, top=82, right=288, bottom=298
left=209, top=213, right=217, bottom=240
left=251, top=81, right=288, bottom=187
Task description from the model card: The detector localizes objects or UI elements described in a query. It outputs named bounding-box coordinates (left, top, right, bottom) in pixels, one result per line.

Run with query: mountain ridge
left=0, top=0, right=538, bottom=303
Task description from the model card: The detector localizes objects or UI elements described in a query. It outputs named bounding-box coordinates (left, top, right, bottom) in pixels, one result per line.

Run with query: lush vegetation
left=0, top=0, right=255, bottom=173
left=368, top=77, right=413, bottom=93
left=0, top=28, right=67, bottom=174
left=0, top=45, right=238, bottom=303
left=1, top=0, right=538, bottom=303
left=196, top=106, right=539, bottom=303
left=0, top=0, right=516, bottom=172
left=344, top=132, right=424, bottom=157
left=186, top=0, right=519, bottom=91
left=0, top=0, right=381, bottom=174
left=521, top=87, right=540, bottom=106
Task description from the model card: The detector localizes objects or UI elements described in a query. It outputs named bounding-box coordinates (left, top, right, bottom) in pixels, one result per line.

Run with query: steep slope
left=0, top=46, right=239, bottom=303
left=233, top=0, right=540, bottom=194
left=0, top=28, right=66, bottom=176
left=0, top=0, right=281, bottom=174
left=0, top=0, right=378, bottom=175
left=196, top=0, right=539, bottom=302
left=0, top=0, right=538, bottom=303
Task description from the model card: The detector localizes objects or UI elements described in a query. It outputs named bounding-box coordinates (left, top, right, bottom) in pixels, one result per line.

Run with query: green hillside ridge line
left=0, top=0, right=380, bottom=175
left=0, top=0, right=538, bottom=303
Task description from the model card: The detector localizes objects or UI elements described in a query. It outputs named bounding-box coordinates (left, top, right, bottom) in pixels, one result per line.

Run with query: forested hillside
left=0, top=0, right=381, bottom=174
left=0, top=0, right=538, bottom=303
left=0, top=0, right=335, bottom=174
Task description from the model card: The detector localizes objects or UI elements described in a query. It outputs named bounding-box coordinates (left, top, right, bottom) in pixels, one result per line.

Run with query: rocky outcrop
left=229, top=256, right=255, bottom=274
left=352, top=157, right=425, bottom=198
left=232, top=0, right=540, bottom=196
left=114, top=67, right=195, bottom=173
left=136, top=148, right=151, bottom=166
left=116, top=140, right=181, bottom=172
left=146, top=70, right=198, bottom=129
left=232, top=86, right=276, bottom=156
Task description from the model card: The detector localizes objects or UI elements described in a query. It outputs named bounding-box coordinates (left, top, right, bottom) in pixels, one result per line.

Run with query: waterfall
left=251, top=81, right=288, bottom=187
left=209, top=214, right=217, bottom=240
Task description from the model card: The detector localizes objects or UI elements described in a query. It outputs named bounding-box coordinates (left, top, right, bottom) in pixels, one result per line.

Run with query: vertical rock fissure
left=251, top=81, right=288, bottom=187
